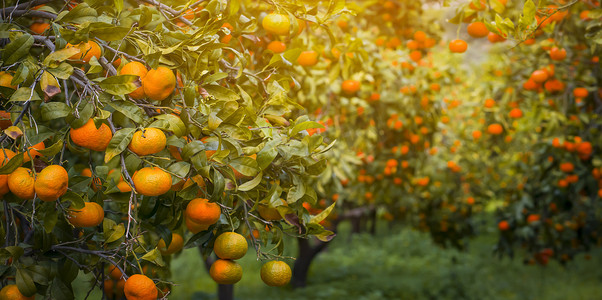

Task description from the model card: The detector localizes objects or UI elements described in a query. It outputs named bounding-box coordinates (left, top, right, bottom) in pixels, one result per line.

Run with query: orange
left=469, top=0, right=487, bottom=11
left=0, top=149, right=16, bottom=196
left=449, top=39, right=468, bottom=53
left=409, top=50, right=422, bottom=62
left=467, top=22, right=488, bottom=38
left=35, top=165, right=68, bottom=201
left=508, top=108, right=523, bottom=119
left=213, top=232, right=248, bottom=260
left=267, top=41, right=286, bottom=53
left=185, top=198, right=221, bottom=225
left=472, top=130, right=482, bottom=139
left=560, top=162, right=574, bottom=173
left=0, top=284, right=34, bottom=300
left=70, top=119, right=113, bottom=152
left=209, top=259, right=243, bottom=285
left=142, top=66, right=176, bottom=101
left=260, top=261, right=292, bottom=287
left=0, top=111, right=12, bottom=129
left=128, top=128, right=166, bottom=156
left=484, top=98, right=496, bottom=108
left=82, top=168, right=102, bottom=191
left=8, top=167, right=35, bottom=200
left=22, top=141, right=45, bottom=162
left=297, top=50, right=319, bottom=66
left=487, top=123, right=503, bottom=135
left=498, top=220, right=510, bottom=231
left=108, top=264, right=123, bottom=280
left=124, top=274, right=157, bottom=300
left=549, top=47, right=566, bottom=61
left=157, top=233, right=184, bottom=255
left=262, top=13, right=290, bottom=36
left=185, top=216, right=210, bottom=234
left=573, top=87, right=588, bottom=98
left=66, top=41, right=102, bottom=64
left=132, top=167, right=172, bottom=196
left=530, top=70, right=548, bottom=83
left=341, top=80, right=360, bottom=95
left=527, top=214, right=540, bottom=223
left=67, top=201, right=104, bottom=227
left=30, top=22, right=50, bottom=34
left=413, top=30, right=426, bottom=42
left=119, top=62, right=148, bottom=99
left=487, top=32, right=505, bottom=43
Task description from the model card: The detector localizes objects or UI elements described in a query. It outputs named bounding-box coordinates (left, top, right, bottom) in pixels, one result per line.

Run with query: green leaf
left=51, top=277, right=74, bottom=300
left=48, top=62, right=74, bottom=80
left=141, top=248, right=166, bottom=267
left=238, top=171, right=262, bottom=191
left=3, top=34, right=34, bottom=65
left=153, top=114, right=186, bottom=137
left=98, top=75, right=139, bottom=96
left=43, top=47, right=80, bottom=68
left=41, top=102, right=71, bottom=121
left=0, top=153, right=23, bottom=175
left=519, top=0, right=536, bottom=30
left=37, top=139, right=64, bottom=157
left=229, top=156, right=260, bottom=177
left=56, top=3, right=98, bottom=23
left=203, top=85, right=240, bottom=101
left=109, top=100, right=145, bottom=124
left=306, top=159, right=327, bottom=175
left=105, top=223, right=125, bottom=243
left=114, top=0, right=124, bottom=13
left=104, top=128, right=135, bottom=163
left=43, top=209, right=58, bottom=233
left=62, top=191, right=84, bottom=209
left=310, top=201, right=336, bottom=224
left=9, top=87, right=41, bottom=102
left=89, top=23, right=131, bottom=41
left=16, top=268, right=37, bottom=297
left=290, top=121, right=324, bottom=137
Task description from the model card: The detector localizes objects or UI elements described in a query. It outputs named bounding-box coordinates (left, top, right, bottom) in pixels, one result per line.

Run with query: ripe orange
left=22, top=141, right=45, bottom=162
left=119, top=62, right=148, bottom=99
left=157, top=233, right=184, bottom=255
left=30, top=22, right=50, bottom=34
left=341, top=80, right=360, bottom=95
left=35, top=165, right=68, bottom=201
left=142, top=66, right=176, bottom=101
left=128, top=128, right=166, bottom=156
left=8, top=167, right=35, bottom=200
left=472, top=130, right=482, bottom=139
left=409, top=50, right=422, bottom=62
left=467, top=22, right=488, bottom=38
left=124, top=274, right=157, bottom=300
left=487, top=123, right=503, bottom=135
left=530, top=70, right=548, bottom=83
left=209, top=259, right=243, bottom=285
left=0, top=149, right=16, bottom=196
left=108, top=264, right=123, bottom=280
left=508, top=108, right=523, bottom=119
left=498, top=220, right=510, bottom=231
left=297, top=50, right=319, bottom=66
left=267, top=41, right=286, bottom=53
left=549, top=47, right=566, bottom=61
left=70, top=119, right=113, bottom=152
left=213, top=232, right=248, bottom=260
left=413, top=30, right=426, bottom=42
left=67, top=201, right=104, bottom=227
left=185, top=216, right=210, bottom=233
left=484, top=98, right=496, bottom=108
left=487, top=32, right=505, bottom=43
left=260, top=261, right=292, bottom=287
left=449, top=39, right=468, bottom=53
left=262, top=13, right=290, bottom=36
left=0, top=284, right=34, bottom=300
left=560, top=162, right=574, bottom=173
left=185, top=198, right=221, bottom=225
left=132, top=167, right=172, bottom=196
left=469, top=0, right=487, bottom=11
left=573, top=87, right=588, bottom=98
left=66, top=41, right=102, bottom=63
left=82, top=168, right=102, bottom=191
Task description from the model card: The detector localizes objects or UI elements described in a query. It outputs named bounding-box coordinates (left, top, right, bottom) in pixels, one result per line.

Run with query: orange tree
left=443, top=0, right=602, bottom=265
left=0, top=0, right=341, bottom=299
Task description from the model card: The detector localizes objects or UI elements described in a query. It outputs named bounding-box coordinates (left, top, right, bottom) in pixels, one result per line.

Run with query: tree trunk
left=201, top=250, right=234, bottom=300
left=291, top=237, right=329, bottom=288
left=369, top=208, right=377, bottom=235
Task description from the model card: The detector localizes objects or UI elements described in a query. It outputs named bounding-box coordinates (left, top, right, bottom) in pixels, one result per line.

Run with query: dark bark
left=369, top=208, right=377, bottom=235
left=200, top=249, right=234, bottom=300
left=291, top=237, right=329, bottom=288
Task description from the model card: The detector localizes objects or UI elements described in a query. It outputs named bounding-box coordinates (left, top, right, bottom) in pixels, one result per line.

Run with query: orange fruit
left=128, top=128, right=166, bottom=156
left=487, top=32, right=505, bottom=43
left=0, top=284, right=34, bottom=300
left=8, top=167, right=35, bottom=200
left=560, top=162, right=574, bottom=173
left=413, top=30, right=426, bottom=42
left=81, top=168, right=102, bottom=191
left=260, top=261, right=292, bottom=287
left=185, top=198, right=221, bottom=225
left=469, top=0, right=486, bottom=11
left=573, top=87, right=588, bottom=98
left=185, top=216, right=210, bottom=234
left=297, top=50, right=319, bottom=66
left=209, top=259, right=243, bottom=285
left=67, top=201, right=104, bottom=227
left=0, top=149, right=16, bottom=196
left=132, top=167, right=172, bottom=196
left=35, top=165, right=68, bottom=202
left=70, top=119, right=113, bottom=152
left=267, top=41, right=286, bottom=53
left=498, top=220, right=510, bottom=231
left=409, top=50, right=422, bottom=62
left=449, top=39, right=468, bottom=53
left=124, top=274, right=157, bottom=300
left=472, top=130, right=482, bottom=139
left=66, top=41, right=102, bottom=63
left=213, top=232, right=248, bottom=260
left=530, top=69, right=548, bottom=83
left=262, top=13, right=290, bottom=36
left=108, top=264, right=123, bottom=280
left=487, top=123, right=503, bottom=135
left=467, top=22, right=488, bottom=38
left=142, top=66, right=176, bottom=101
left=119, top=62, right=148, bottom=99
left=341, top=80, right=360, bottom=95
left=157, top=233, right=184, bottom=255
left=508, top=108, right=523, bottom=119
left=30, top=22, right=50, bottom=34
left=22, top=141, right=45, bottom=162
left=549, top=47, right=566, bottom=61
left=484, top=98, right=496, bottom=108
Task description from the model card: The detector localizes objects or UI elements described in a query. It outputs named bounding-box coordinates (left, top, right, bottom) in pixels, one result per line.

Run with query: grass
left=166, top=220, right=602, bottom=300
